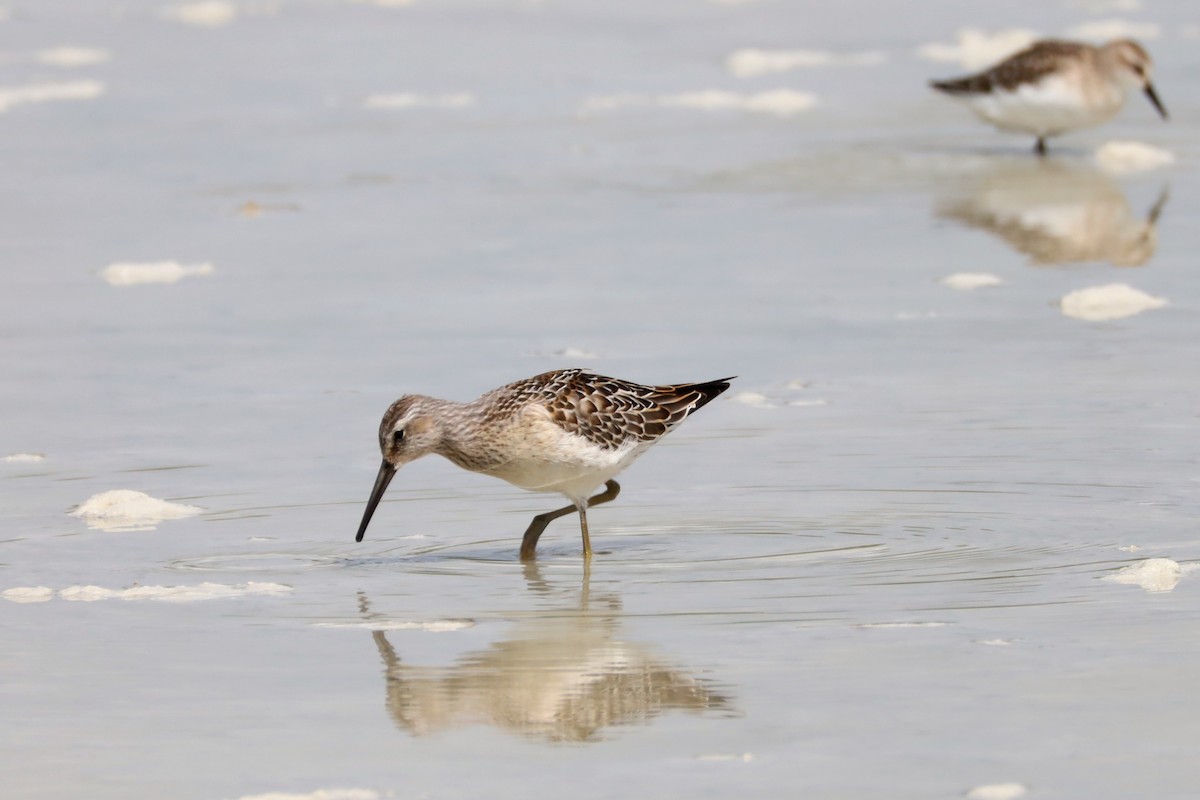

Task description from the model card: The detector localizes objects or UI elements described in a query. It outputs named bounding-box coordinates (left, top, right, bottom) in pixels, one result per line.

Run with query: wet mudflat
left=2, top=1, right=1198, bottom=798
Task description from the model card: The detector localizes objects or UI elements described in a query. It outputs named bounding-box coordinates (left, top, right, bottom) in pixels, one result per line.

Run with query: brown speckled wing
left=931, top=40, right=1087, bottom=95
left=490, top=369, right=732, bottom=451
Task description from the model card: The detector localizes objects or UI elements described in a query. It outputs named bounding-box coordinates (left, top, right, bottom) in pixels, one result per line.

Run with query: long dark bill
left=1144, top=83, right=1168, bottom=120
left=355, top=459, right=396, bottom=542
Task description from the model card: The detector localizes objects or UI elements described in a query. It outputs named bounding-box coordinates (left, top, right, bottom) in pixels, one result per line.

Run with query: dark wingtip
left=692, top=376, right=735, bottom=407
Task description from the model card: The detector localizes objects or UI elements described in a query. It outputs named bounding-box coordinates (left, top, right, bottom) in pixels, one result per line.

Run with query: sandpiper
left=930, top=38, right=1167, bottom=155
left=354, top=369, right=733, bottom=560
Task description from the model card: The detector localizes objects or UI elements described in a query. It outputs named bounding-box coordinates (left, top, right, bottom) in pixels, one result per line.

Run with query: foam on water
left=70, top=489, right=203, bottom=532
left=236, top=789, right=380, bottom=800
left=1059, top=283, right=1167, bottom=321
left=362, top=93, right=475, bottom=110
left=54, top=582, right=292, bottom=602
left=3, top=452, right=45, bottom=463
left=966, top=784, right=1028, bottom=800
left=162, top=1, right=237, bottom=27
left=1069, top=0, right=1141, bottom=11
left=940, top=272, right=1004, bottom=290
left=725, top=48, right=886, bottom=77
left=1094, top=141, right=1175, bottom=175
left=1066, top=18, right=1161, bottom=40
left=100, top=261, right=214, bottom=286
left=582, top=90, right=816, bottom=117
left=313, top=619, right=474, bottom=632
left=1, top=587, right=55, bottom=603
left=1105, top=558, right=1197, bottom=593
left=661, top=89, right=816, bottom=116
left=915, top=28, right=1037, bottom=70
left=732, top=391, right=776, bottom=409
left=36, top=47, right=111, bottom=67
left=0, top=80, right=105, bottom=113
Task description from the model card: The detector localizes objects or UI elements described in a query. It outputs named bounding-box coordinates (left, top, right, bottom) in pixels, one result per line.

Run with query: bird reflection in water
left=362, top=566, right=733, bottom=743
left=936, top=160, right=1168, bottom=267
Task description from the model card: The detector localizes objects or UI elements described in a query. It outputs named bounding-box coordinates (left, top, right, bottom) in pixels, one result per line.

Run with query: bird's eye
left=393, top=429, right=405, bottom=444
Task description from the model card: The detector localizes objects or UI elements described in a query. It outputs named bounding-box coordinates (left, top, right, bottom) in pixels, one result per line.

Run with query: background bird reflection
left=936, top=160, right=1167, bottom=267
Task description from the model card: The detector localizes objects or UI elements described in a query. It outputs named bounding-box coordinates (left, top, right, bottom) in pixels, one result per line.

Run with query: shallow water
left=3, top=1, right=1199, bottom=798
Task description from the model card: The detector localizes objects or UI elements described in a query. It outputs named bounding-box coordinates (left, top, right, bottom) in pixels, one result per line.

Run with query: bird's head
left=1107, top=39, right=1167, bottom=119
left=355, top=395, right=444, bottom=542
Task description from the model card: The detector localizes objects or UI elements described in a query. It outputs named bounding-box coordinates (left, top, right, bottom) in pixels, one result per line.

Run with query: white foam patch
left=725, top=48, right=886, bottom=77
left=787, top=398, right=828, bottom=407
left=661, top=89, right=816, bottom=116
left=856, top=621, right=950, bottom=629
left=58, top=582, right=291, bottom=603
left=1069, top=0, right=1141, bottom=11
left=70, top=489, right=202, bottom=532
left=916, top=28, right=1037, bottom=70
left=555, top=347, right=599, bottom=359
left=966, top=783, right=1028, bottom=800
left=1060, top=283, right=1167, bottom=321
left=362, top=92, right=474, bottom=109
left=974, top=639, right=1016, bottom=646
left=100, top=261, right=215, bottom=286
left=696, top=752, right=756, bottom=762
left=940, top=272, right=1004, bottom=290
left=1094, top=141, right=1175, bottom=175
left=732, top=391, right=776, bottom=409
left=1067, top=18, right=1160, bottom=40
left=582, top=89, right=816, bottom=117
left=0, top=80, right=105, bottom=113
left=4, top=452, right=45, bottom=463
left=896, top=311, right=938, bottom=320
left=2, top=587, right=55, bottom=604
left=163, top=1, right=238, bottom=26
left=1106, top=558, right=1197, bottom=593
left=1118, top=545, right=1142, bottom=552
left=237, top=791, right=379, bottom=800
left=36, top=47, right=111, bottom=67
left=313, top=619, right=474, bottom=632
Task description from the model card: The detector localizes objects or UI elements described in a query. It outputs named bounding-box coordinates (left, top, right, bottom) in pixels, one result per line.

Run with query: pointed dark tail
left=929, top=77, right=980, bottom=96
left=685, top=377, right=735, bottom=412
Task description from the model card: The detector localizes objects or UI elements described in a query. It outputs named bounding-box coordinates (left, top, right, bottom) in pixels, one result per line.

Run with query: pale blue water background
left=2, top=1, right=1199, bottom=798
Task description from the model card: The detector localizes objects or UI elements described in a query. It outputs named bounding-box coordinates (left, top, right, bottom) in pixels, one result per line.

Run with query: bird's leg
left=578, top=503, right=592, bottom=559
left=518, top=480, right=622, bottom=561
left=1034, top=136, right=1047, bottom=157
left=519, top=504, right=578, bottom=561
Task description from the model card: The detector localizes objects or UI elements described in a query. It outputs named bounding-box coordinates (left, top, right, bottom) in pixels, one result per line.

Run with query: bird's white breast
left=965, top=73, right=1123, bottom=136
left=477, top=405, right=650, bottom=501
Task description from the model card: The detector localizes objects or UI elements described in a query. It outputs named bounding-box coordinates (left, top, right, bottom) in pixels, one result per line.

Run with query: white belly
left=965, top=75, right=1122, bottom=137
left=481, top=439, right=649, bottom=502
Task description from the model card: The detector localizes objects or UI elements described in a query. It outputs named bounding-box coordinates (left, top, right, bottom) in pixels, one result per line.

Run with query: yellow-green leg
left=519, top=480, right=621, bottom=561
